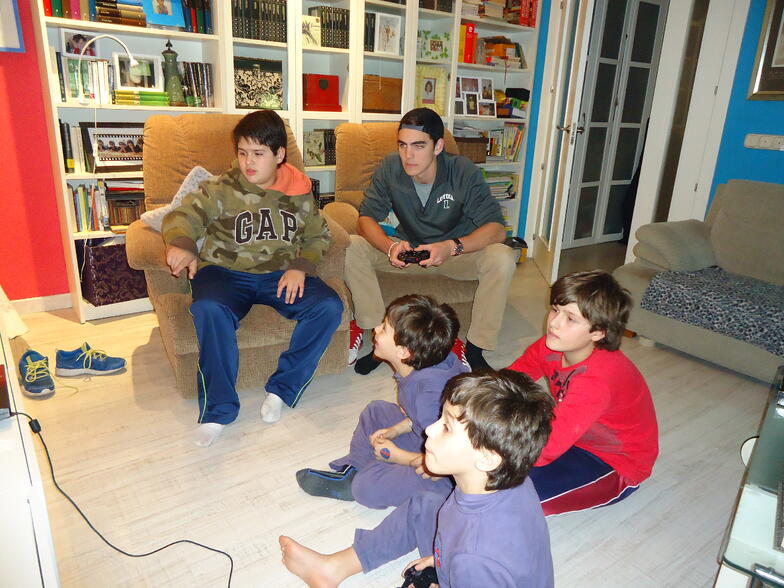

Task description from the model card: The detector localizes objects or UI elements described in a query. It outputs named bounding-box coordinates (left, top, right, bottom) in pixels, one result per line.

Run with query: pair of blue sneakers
left=18, top=343, right=126, bottom=398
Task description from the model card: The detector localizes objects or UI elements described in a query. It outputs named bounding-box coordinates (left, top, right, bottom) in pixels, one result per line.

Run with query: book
left=302, top=15, right=321, bottom=48
left=303, top=130, right=325, bottom=166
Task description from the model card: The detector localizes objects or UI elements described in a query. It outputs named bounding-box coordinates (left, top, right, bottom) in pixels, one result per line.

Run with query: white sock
left=194, top=423, right=224, bottom=447
left=261, top=392, right=283, bottom=423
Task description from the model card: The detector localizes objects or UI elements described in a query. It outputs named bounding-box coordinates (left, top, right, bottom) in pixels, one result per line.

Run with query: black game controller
left=397, top=249, right=430, bottom=264
left=399, top=565, right=438, bottom=588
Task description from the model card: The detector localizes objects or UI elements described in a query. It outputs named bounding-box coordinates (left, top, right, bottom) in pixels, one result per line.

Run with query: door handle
left=575, top=125, right=585, bottom=135
left=556, top=124, right=571, bottom=133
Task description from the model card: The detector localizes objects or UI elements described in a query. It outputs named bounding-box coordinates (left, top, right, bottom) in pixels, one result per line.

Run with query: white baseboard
left=12, top=294, right=72, bottom=316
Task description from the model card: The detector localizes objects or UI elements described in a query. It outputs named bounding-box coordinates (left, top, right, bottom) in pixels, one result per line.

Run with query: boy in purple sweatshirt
left=296, top=294, right=468, bottom=509
left=280, top=369, right=555, bottom=588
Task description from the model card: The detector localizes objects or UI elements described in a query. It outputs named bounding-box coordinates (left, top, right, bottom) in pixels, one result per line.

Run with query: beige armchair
left=323, top=122, right=478, bottom=333
left=126, top=114, right=350, bottom=396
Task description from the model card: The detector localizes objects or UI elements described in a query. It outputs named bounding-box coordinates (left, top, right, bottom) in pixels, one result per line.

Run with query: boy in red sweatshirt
left=162, top=110, right=343, bottom=447
left=508, top=270, right=658, bottom=515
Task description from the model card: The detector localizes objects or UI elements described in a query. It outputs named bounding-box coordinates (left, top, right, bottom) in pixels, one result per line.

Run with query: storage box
left=80, top=240, right=148, bottom=306
left=363, top=75, right=403, bottom=113
left=455, top=137, right=487, bottom=163
left=303, top=74, right=342, bottom=111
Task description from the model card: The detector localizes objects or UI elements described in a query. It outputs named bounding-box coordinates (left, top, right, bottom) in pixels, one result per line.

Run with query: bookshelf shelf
left=43, top=17, right=218, bottom=41
left=457, top=62, right=530, bottom=73
left=56, top=103, right=222, bottom=112
left=419, top=8, right=455, bottom=18
left=232, top=38, right=287, bottom=49
left=302, top=111, right=351, bottom=121
left=303, top=46, right=350, bottom=56
left=366, top=0, right=408, bottom=12
left=304, top=165, right=336, bottom=172
left=460, top=17, right=536, bottom=33
left=416, top=58, right=451, bottom=66
left=66, top=171, right=143, bottom=180
left=360, top=112, right=402, bottom=122
left=364, top=52, right=405, bottom=62
left=72, top=230, right=117, bottom=240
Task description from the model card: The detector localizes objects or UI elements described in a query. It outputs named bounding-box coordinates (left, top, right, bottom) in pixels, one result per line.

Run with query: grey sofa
left=613, top=180, right=784, bottom=382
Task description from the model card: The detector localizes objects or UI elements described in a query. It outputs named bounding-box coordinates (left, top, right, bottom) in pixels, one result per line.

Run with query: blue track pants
left=190, top=265, right=343, bottom=424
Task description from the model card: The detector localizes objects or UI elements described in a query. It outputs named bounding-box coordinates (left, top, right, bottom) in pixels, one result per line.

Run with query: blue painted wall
left=518, top=0, right=551, bottom=236
left=710, top=0, right=784, bottom=205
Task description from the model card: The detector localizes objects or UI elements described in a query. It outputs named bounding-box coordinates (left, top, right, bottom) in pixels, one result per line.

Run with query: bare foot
left=279, top=536, right=360, bottom=587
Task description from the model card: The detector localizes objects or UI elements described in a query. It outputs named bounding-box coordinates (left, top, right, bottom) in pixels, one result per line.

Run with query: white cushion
left=140, top=166, right=214, bottom=232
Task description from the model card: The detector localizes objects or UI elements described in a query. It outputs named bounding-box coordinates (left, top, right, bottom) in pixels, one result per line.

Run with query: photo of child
left=422, top=78, right=435, bottom=104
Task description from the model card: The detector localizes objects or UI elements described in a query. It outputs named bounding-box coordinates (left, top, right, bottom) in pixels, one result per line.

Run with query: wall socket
left=744, top=133, right=784, bottom=150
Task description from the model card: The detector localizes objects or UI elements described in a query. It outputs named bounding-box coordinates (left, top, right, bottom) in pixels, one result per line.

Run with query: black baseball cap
left=399, top=108, right=444, bottom=143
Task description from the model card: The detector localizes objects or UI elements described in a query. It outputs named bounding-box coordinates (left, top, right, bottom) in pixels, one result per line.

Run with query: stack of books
left=95, top=0, right=147, bottom=27
left=113, top=90, right=170, bottom=106
left=482, top=170, right=519, bottom=200
left=308, top=6, right=350, bottom=49
left=103, top=179, right=145, bottom=231
left=231, top=0, right=287, bottom=42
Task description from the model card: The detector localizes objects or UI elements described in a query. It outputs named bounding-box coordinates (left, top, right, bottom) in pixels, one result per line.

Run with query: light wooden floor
left=14, top=261, right=769, bottom=587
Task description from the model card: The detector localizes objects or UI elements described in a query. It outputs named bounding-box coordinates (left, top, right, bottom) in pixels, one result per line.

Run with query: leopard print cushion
left=641, top=267, right=784, bottom=357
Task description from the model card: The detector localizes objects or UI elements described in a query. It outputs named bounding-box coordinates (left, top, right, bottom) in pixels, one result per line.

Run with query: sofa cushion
left=640, top=267, right=784, bottom=357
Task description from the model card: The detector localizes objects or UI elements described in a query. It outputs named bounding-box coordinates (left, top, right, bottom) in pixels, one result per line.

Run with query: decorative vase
left=162, top=40, right=187, bottom=107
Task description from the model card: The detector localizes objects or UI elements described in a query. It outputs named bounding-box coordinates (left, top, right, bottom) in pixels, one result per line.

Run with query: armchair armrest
left=323, top=202, right=359, bottom=235
left=126, top=220, right=168, bottom=271
left=316, top=214, right=350, bottom=282
left=633, top=219, right=716, bottom=271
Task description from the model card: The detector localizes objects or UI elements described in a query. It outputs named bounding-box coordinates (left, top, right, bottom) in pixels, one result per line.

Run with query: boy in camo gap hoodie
left=162, top=110, right=343, bottom=448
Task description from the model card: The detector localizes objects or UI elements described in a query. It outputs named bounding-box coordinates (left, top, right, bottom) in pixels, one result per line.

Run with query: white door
left=531, top=0, right=595, bottom=284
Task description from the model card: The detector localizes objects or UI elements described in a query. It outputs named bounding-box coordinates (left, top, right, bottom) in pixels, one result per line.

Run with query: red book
left=43, top=0, right=53, bottom=17
left=530, top=0, right=538, bottom=27
left=463, top=22, right=475, bottom=63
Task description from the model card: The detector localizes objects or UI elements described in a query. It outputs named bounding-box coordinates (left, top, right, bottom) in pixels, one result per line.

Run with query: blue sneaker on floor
left=19, top=350, right=55, bottom=398
left=55, top=343, right=126, bottom=376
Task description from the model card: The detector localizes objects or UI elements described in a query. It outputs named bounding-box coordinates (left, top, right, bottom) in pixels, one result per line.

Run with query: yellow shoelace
left=76, top=345, right=110, bottom=369
left=24, top=357, right=51, bottom=382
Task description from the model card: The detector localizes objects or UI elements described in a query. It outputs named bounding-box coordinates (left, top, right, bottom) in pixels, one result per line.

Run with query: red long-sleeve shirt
left=508, top=337, right=658, bottom=484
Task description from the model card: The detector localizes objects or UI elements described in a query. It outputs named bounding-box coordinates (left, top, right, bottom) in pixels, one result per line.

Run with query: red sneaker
left=349, top=320, right=363, bottom=365
left=451, top=338, right=470, bottom=369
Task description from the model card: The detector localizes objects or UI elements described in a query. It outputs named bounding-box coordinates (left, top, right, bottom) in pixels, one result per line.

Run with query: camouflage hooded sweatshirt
left=162, top=161, right=329, bottom=275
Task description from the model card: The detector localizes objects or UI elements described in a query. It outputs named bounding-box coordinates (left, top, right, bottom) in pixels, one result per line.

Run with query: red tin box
left=303, top=74, right=342, bottom=111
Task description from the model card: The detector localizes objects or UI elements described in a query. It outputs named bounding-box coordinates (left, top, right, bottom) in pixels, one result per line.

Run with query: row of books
left=483, top=170, right=520, bottom=200
left=308, top=6, right=350, bottom=49
left=68, top=180, right=145, bottom=233
left=419, top=0, right=454, bottom=11
left=505, top=0, right=539, bottom=27
left=44, top=0, right=213, bottom=33
left=55, top=50, right=214, bottom=107
left=303, top=129, right=337, bottom=167
left=231, top=0, right=287, bottom=43
left=454, top=121, right=526, bottom=162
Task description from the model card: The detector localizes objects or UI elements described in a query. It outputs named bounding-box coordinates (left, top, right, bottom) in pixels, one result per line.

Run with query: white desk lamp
left=77, top=34, right=138, bottom=105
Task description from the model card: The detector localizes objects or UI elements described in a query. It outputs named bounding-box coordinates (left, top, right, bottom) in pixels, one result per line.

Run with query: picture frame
left=464, top=92, right=479, bottom=116
left=478, top=101, right=496, bottom=117
left=421, top=77, right=436, bottom=105
left=481, top=78, right=495, bottom=101
left=374, top=13, right=402, bottom=56
left=78, top=122, right=145, bottom=173
left=749, top=0, right=784, bottom=99
left=454, top=99, right=464, bottom=115
left=0, top=0, right=24, bottom=53
left=461, top=76, right=479, bottom=95
left=415, top=64, right=448, bottom=115
left=417, top=29, right=451, bottom=61
left=60, top=29, right=99, bottom=58
left=113, top=52, right=164, bottom=92
left=141, top=0, right=186, bottom=29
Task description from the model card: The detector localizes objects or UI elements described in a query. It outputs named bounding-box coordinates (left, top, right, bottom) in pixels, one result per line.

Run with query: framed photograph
left=79, top=122, right=144, bottom=173
left=141, top=0, right=186, bottom=28
left=454, top=99, right=464, bottom=115
left=481, top=78, right=495, bottom=101
left=113, top=52, right=164, bottom=92
left=415, top=64, right=448, bottom=115
left=461, top=76, right=479, bottom=94
left=0, top=0, right=24, bottom=53
left=60, top=29, right=98, bottom=57
left=417, top=29, right=451, bottom=61
left=374, top=13, right=402, bottom=56
left=421, top=77, right=436, bottom=104
left=478, top=101, right=496, bottom=117
left=749, top=0, right=784, bottom=99
left=464, top=92, right=479, bottom=116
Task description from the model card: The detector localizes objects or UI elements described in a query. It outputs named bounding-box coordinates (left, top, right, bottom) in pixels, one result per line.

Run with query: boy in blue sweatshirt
left=296, top=294, right=467, bottom=508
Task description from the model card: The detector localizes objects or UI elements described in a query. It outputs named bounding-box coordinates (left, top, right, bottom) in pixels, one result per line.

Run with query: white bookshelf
left=31, top=0, right=541, bottom=322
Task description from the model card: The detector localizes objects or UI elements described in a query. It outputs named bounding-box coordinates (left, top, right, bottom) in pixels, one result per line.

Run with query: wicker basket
left=454, top=137, right=487, bottom=163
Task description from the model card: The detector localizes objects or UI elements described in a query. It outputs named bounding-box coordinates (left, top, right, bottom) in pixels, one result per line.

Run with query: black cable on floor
left=12, top=411, right=233, bottom=587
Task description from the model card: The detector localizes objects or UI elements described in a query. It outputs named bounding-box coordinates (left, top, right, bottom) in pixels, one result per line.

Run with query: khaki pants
left=344, top=235, right=517, bottom=350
